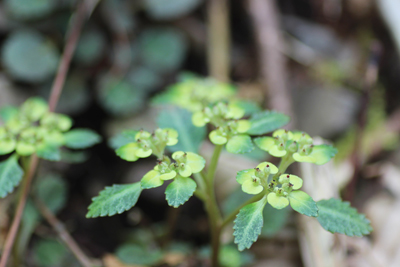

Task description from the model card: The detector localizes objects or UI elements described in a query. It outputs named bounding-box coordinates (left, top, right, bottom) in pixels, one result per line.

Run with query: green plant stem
left=207, top=145, right=223, bottom=186
left=193, top=173, right=207, bottom=200
left=203, top=145, right=223, bottom=267
left=272, top=154, right=294, bottom=180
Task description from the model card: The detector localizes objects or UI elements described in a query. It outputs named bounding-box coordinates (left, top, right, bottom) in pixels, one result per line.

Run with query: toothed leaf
left=0, top=155, right=24, bottom=198
left=317, top=198, right=372, bottom=236
left=288, top=191, right=318, bottom=217
left=233, top=196, right=267, bottom=251
left=86, top=183, right=142, bottom=217
left=165, top=176, right=196, bottom=208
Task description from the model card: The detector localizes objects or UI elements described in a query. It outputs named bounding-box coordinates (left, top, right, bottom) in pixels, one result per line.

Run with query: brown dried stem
left=248, top=0, right=294, bottom=128
left=49, top=0, right=99, bottom=112
left=344, top=42, right=382, bottom=201
left=0, top=155, right=39, bottom=267
left=34, top=199, right=101, bottom=267
left=0, top=1, right=99, bottom=266
left=207, top=0, right=230, bottom=82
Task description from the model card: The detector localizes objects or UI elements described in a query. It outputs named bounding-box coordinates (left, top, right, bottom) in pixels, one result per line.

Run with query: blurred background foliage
left=1, top=0, right=400, bottom=266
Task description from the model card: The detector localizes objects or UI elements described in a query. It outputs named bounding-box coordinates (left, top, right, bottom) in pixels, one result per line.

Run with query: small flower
left=155, top=76, right=236, bottom=113
left=0, top=127, right=16, bottom=155
left=255, top=129, right=337, bottom=165
left=116, top=128, right=179, bottom=161
left=254, top=129, right=293, bottom=157
left=171, top=151, right=206, bottom=177
left=141, top=151, right=205, bottom=189
left=267, top=174, right=303, bottom=209
left=192, top=102, right=245, bottom=128
left=141, top=169, right=176, bottom=189
left=209, top=120, right=251, bottom=143
left=236, top=162, right=278, bottom=194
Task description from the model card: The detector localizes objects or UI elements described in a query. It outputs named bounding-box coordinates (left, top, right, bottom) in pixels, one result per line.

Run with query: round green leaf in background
left=127, top=66, right=162, bottom=92
left=5, top=0, right=55, bottom=20
left=75, top=29, right=107, bottom=65
left=145, top=0, right=203, bottom=21
left=139, top=28, right=187, bottom=73
left=97, top=76, right=146, bottom=116
left=2, top=30, right=59, bottom=83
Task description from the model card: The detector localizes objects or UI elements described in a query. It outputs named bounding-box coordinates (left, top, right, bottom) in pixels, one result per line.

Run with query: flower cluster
left=0, top=97, right=72, bottom=156
left=236, top=161, right=308, bottom=210
left=116, top=128, right=178, bottom=161
left=192, top=102, right=253, bottom=153
left=155, top=75, right=237, bottom=112
left=254, top=129, right=337, bottom=165
left=141, top=151, right=205, bottom=189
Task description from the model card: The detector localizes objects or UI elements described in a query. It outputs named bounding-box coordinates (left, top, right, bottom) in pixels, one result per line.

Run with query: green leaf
left=86, top=183, right=142, bottom=218
left=165, top=176, right=197, bottom=208
left=16, top=201, right=40, bottom=258
left=141, top=170, right=164, bottom=189
left=1, top=30, right=59, bottom=83
left=233, top=100, right=261, bottom=116
left=36, top=144, right=61, bottom=161
left=116, top=243, right=163, bottom=265
left=247, top=111, right=290, bottom=135
left=127, top=66, right=162, bottom=92
left=36, top=174, right=67, bottom=213
left=288, top=191, right=318, bottom=217
left=317, top=198, right=372, bottom=237
left=75, top=29, right=106, bottom=65
left=157, top=107, right=206, bottom=153
left=293, top=144, right=338, bottom=165
left=5, top=0, right=55, bottom=20
left=0, top=155, right=24, bottom=198
left=33, top=239, right=68, bottom=267
left=139, top=28, right=187, bottom=72
left=267, top=193, right=289, bottom=209
left=108, top=130, right=138, bottom=150
left=219, top=245, right=242, bottom=267
left=144, top=0, right=202, bottom=21
left=226, top=135, right=254, bottom=154
left=60, top=150, right=88, bottom=163
left=0, top=106, right=18, bottom=122
left=64, top=129, right=101, bottom=149
left=233, top=196, right=268, bottom=251
left=98, top=77, right=146, bottom=116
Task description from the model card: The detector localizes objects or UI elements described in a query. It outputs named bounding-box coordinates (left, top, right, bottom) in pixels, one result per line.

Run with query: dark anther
left=289, top=183, right=293, bottom=187
left=255, top=167, right=260, bottom=171
left=280, top=143, right=284, bottom=146
left=184, top=152, right=187, bottom=156
left=253, top=178, right=257, bottom=183
left=266, top=164, right=270, bottom=167
left=303, top=149, right=306, bottom=152
left=287, top=175, right=290, bottom=178
left=137, top=139, right=141, bottom=143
